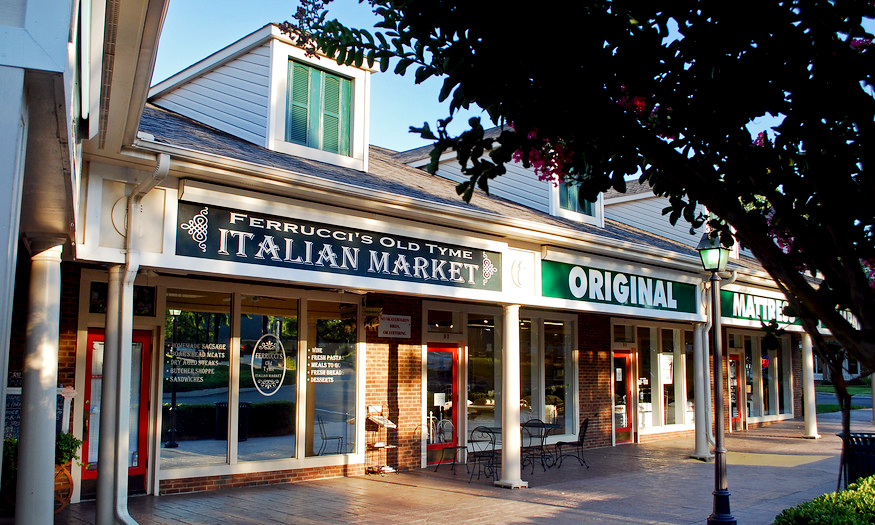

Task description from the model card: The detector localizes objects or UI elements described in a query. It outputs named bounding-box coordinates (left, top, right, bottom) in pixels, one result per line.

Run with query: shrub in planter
left=772, top=474, right=875, bottom=524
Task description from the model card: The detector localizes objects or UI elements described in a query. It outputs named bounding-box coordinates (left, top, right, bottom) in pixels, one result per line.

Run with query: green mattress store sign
left=541, top=260, right=697, bottom=314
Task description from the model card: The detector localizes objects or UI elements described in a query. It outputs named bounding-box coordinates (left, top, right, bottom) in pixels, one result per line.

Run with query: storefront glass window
left=661, top=329, right=676, bottom=425
left=779, top=344, right=789, bottom=414
left=544, top=320, right=571, bottom=433
left=162, top=290, right=231, bottom=469
left=239, top=296, right=298, bottom=461
left=305, top=301, right=357, bottom=457
left=519, top=319, right=535, bottom=422
left=745, top=335, right=761, bottom=417
left=637, top=327, right=654, bottom=428
left=468, top=316, right=498, bottom=428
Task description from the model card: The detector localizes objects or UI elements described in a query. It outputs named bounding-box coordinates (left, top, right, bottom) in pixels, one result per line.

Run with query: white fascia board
left=528, top=294, right=706, bottom=323
left=721, top=282, right=790, bottom=301
left=604, top=191, right=656, bottom=205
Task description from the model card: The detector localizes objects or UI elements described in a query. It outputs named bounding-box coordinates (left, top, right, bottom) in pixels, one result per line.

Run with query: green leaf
left=394, top=58, right=413, bottom=75
left=414, top=66, right=433, bottom=84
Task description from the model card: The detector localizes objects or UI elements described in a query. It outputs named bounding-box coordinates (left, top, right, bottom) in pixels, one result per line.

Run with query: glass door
left=426, top=343, right=459, bottom=465
left=82, top=329, right=151, bottom=496
left=613, top=351, right=633, bottom=443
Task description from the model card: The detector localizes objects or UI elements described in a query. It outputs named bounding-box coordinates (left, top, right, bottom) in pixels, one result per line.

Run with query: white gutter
left=114, top=153, right=169, bottom=525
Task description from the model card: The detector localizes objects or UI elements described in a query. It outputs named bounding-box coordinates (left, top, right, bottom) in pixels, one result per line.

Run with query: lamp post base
left=707, top=489, right=736, bottom=525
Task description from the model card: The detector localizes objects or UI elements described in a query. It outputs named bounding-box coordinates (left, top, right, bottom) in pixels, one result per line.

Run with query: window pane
left=745, top=336, right=760, bottom=417
left=661, top=329, right=675, bottom=425
left=467, top=316, right=498, bottom=428
left=306, top=302, right=356, bottom=457
left=239, top=296, right=298, bottom=462
left=559, top=182, right=593, bottom=216
left=162, top=290, right=231, bottom=469
left=544, top=320, right=571, bottom=433
left=637, top=327, right=654, bottom=428
left=613, top=324, right=634, bottom=343
left=684, top=331, right=695, bottom=423
left=519, top=319, right=535, bottom=423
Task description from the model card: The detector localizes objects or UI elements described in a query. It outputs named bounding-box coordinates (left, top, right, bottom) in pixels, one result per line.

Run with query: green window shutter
left=321, top=73, right=351, bottom=155
left=287, top=62, right=311, bottom=145
left=287, top=60, right=352, bottom=156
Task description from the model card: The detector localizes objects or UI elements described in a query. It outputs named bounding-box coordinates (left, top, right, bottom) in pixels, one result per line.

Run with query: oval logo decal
left=250, top=334, right=286, bottom=396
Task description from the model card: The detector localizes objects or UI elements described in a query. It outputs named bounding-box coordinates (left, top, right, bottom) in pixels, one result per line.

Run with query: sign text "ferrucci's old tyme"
left=176, top=202, right=501, bottom=291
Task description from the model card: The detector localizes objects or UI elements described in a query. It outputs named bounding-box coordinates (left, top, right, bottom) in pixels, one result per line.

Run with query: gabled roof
left=138, top=103, right=769, bottom=277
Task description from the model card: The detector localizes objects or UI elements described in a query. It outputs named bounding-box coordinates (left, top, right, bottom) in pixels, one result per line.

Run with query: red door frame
left=82, top=329, right=151, bottom=481
left=426, top=343, right=459, bottom=464
left=613, top=351, right=633, bottom=443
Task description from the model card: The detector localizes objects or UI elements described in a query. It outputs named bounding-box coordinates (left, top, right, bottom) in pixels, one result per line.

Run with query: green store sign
left=720, top=290, right=801, bottom=325
left=541, top=260, right=697, bottom=314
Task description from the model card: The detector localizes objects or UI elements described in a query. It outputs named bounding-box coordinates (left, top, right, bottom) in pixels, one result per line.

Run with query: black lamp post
left=696, top=233, right=736, bottom=525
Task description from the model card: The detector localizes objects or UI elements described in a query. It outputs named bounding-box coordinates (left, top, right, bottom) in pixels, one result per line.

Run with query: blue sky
left=153, top=0, right=478, bottom=152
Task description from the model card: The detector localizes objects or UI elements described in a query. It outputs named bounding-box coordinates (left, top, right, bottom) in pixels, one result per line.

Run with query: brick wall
left=364, top=293, right=423, bottom=471
left=159, top=464, right=366, bottom=494
left=578, top=313, right=612, bottom=448
left=7, top=258, right=80, bottom=389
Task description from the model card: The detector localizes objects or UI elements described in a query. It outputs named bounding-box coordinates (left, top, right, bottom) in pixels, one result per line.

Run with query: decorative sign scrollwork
left=180, top=207, right=209, bottom=252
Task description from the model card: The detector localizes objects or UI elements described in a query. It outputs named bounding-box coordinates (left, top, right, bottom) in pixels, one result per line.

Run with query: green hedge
left=773, top=475, right=875, bottom=524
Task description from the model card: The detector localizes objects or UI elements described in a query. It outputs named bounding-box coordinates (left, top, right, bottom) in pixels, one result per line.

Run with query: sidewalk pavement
left=52, top=409, right=874, bottom=525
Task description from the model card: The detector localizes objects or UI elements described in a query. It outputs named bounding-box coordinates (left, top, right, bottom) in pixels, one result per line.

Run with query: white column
left=0, top=66, right=27, bottom=467
left=15, top=243, right=63, bottom=525
left=692, top=324, right=712, bottom=459
left=801, top=333, right=819, bottom=438
left=496, top=304, right=527, bottom=489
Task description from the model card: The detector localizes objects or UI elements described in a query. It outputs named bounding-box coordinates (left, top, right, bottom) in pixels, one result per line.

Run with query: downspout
left=115, top=153, right=169, bottom=525
left=703, top=271, right=737, bottom=448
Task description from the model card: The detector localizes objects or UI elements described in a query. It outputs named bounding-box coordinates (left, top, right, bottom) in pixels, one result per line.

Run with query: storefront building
left=1, top=20, right=822, bottom=514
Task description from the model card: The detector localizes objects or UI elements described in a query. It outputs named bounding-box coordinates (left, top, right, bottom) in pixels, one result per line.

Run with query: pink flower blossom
left=851, top=37, right=872, bottom=51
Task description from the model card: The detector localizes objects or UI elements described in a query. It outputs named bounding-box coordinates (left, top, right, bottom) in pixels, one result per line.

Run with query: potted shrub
left=1, top=432, right=83, bottom=513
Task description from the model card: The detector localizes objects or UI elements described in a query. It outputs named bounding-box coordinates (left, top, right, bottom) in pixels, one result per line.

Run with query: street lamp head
left=697, top=233, right=730, bottom=273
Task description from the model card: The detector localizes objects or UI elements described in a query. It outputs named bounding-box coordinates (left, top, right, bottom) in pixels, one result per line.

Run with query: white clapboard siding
left=152, top=44, right=271, bottom=146
left=606, top=196, right=704, bottom=247
left=435, top=159, right=550, bottom=213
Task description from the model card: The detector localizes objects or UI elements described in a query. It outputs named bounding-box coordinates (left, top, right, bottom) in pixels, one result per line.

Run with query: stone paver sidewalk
left=48, top=409, right=875, bottom=525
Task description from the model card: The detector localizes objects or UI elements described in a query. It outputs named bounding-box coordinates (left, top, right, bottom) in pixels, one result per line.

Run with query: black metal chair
left=521, top=418, right=553, bottom=473
left=317, top=415, right=344, bottom=455
left=467, top=426, right=499, bottom=482
left=434, top=419, right=466, bottom=473
left=555, top=417, right=589, bottom=468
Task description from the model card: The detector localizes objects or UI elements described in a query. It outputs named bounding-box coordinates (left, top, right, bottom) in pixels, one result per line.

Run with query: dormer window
left=286, top=60, right=352, bottom=156
left=559, top=181, right=594, bottom=216
left=552, top=180, right=604, bottom=227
